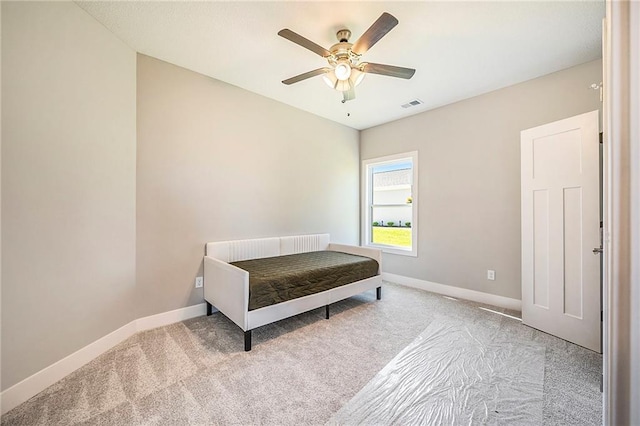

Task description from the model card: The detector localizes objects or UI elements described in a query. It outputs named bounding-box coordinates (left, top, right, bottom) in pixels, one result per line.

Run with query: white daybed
left=204, top=234, right=382, bottom=350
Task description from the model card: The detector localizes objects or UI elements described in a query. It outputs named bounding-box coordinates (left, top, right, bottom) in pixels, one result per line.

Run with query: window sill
left=365, top=243, right=417, bottom=257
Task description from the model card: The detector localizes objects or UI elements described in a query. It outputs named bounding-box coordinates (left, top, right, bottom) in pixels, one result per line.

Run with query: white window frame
left=361, top=151, right=418, bottom=257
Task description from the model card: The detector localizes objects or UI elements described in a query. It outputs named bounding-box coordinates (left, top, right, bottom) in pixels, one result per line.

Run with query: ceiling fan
left=278, top=12, right=416, bottom=103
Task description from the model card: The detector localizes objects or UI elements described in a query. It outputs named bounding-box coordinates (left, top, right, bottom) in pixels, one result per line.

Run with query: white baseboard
left=136, top=303, right=207, bottom=332
left=382, top=272, right=522, bottom=311
left=0, top=321, right=136, bottom=416
left=1, top=303, right=207, bottom=415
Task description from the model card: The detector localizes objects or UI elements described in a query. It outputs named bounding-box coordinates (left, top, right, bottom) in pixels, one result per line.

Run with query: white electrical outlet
left=487, top=270, right=496, bottom=281
left=195, top=277, right=203, bottom=288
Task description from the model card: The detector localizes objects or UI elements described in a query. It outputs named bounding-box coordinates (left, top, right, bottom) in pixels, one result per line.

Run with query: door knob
left=592, top=247, right=603, bottom=254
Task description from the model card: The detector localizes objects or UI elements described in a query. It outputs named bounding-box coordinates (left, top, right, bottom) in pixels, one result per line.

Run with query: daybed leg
left=376, top=286, right=382, bottom=300
left=244, top=330, right=252, bottom=351
left=325, top=305, right=330, bottom=319
left=206, top=301, right=213, bottom=316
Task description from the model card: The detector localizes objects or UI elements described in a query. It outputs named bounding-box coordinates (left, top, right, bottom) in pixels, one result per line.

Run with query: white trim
left=0, top=303, right=207, bottom=415
left=602, top=14, right=611, bottom=426
left=604, top=1, right=640, bottom=423
left=0, top=321, right=136, bottom=415
left=136, top=303, right=207, bottom=332
left=382, top=272, right=521, bottom=311
left=361, top=151, right=419, bottom=257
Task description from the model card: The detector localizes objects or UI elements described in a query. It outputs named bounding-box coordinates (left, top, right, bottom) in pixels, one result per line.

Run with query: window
left=362, top=151, right=418, bottom=256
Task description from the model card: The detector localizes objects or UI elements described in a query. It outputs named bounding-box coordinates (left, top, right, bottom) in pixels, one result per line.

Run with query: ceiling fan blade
left=278, top=29, right=332, bottom=58
left=361, top=62, right=416, bottom=79
left=351, top=12, right=398, bottom=55
left=282, top=68, right=331, bottom=85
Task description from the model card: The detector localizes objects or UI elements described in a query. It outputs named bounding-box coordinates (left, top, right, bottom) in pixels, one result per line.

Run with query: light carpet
left=1, top=282, right=602, bottom=425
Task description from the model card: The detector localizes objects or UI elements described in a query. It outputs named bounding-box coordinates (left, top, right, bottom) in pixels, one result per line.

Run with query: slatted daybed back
left=280, top=234, right=330, bottom=255
left=206, top=238, right=279, bottom=263
left=206, top=234, right=330, bottom=263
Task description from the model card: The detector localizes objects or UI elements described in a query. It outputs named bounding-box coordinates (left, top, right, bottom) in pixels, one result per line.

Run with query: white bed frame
left=204, top=234, right=382, bottom=350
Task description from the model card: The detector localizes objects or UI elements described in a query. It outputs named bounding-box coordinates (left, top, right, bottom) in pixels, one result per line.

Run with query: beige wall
left=1, top=2, right=137, bottom=390
left=361, top=59, right=603, bottom=300
left=136, top=55, right=359, bottom=318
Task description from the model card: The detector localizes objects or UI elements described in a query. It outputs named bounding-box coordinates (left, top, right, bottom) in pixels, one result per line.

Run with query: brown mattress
left=230, top=250, right=379, bottom=311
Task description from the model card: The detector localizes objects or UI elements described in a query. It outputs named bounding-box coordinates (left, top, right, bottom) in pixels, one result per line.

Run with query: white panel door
left=521, top=110, right=601, bottom=352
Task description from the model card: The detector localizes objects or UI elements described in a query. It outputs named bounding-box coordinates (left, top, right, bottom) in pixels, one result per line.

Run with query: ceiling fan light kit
left=334, top=62, right=351, bottom=80
left=278, top=12, right=416, bottom=103
left=322, top=67, right=364, bottom=89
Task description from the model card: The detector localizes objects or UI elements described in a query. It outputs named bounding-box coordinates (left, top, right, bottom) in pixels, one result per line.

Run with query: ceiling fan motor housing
left=336, top=29, right=351, bottom=43
left=328, top=29, right=362, bottom=69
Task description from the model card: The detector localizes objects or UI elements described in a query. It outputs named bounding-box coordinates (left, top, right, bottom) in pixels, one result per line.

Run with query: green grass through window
left=372, top=226, right=411, bottom=248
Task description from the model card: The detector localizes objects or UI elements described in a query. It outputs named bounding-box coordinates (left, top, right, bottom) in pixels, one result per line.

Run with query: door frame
left=603, top=1, right=640, bottom=424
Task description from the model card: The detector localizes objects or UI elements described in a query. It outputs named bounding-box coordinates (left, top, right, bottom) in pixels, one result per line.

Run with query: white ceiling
left=76, top=1, right=604, bottom=130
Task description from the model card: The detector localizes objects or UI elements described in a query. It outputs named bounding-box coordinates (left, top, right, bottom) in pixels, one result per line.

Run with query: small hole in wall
left=347, top=113, right=351, bottom=117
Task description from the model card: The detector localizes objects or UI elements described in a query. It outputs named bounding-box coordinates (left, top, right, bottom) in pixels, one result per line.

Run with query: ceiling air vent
left=401, top=99, right=424, bottom=109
